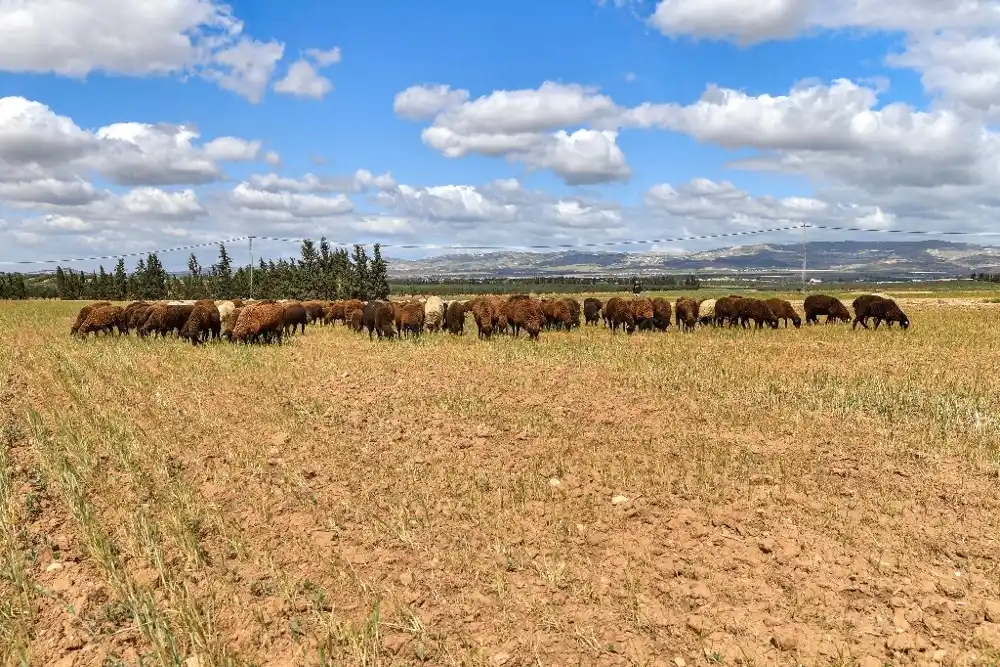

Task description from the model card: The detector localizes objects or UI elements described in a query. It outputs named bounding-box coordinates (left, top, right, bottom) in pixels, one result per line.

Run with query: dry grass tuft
left=2, top=297, right=1000, bottom=666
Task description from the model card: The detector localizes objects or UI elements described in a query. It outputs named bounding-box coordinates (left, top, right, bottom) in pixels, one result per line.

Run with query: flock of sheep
left=68, top=292, right=910, bottom=345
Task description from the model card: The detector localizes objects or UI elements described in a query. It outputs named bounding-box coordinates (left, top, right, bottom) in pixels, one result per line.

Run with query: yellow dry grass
left=2, top=297, right=1000, bottom=667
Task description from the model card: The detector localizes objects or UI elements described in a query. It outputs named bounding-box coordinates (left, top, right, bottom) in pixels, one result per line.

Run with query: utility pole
left=801, top=223, right=808, bottom=293
left=249, top=236, right=255, bottom=299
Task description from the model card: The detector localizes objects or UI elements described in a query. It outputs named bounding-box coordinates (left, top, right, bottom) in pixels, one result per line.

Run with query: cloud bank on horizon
left=2, top=0, right=1000, bottom=268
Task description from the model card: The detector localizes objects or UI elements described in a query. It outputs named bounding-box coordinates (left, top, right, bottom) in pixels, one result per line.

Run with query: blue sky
left=1, top=0, right=999, bottom=271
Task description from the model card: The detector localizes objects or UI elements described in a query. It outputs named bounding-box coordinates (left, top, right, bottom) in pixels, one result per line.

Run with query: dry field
left=2, top=296, right=1000, bottom=667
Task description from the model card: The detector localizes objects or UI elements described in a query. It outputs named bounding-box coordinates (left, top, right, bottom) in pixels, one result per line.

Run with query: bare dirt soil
left=2, top=298, right=1000, bottom=667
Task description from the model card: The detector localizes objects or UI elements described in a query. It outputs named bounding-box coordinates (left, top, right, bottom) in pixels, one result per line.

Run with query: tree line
left=0, top=240, right=391, bottom=301
left=972, top=272, right=1000, bottom=284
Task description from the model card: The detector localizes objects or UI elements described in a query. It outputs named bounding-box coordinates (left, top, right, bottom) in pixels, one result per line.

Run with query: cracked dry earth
left=2, top=298, right=1000, bottom=667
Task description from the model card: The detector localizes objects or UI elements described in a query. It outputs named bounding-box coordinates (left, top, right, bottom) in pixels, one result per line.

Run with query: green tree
left=350, top=244, right=370, bottom=300
left=113, top=259, right=128, bottom=300
left=210, top=243, right=233, bottom=298
left=369, top=243, right=390, bottom=300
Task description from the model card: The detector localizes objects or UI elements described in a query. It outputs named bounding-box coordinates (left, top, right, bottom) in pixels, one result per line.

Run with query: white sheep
left=424, top=296, right=446, bottom=332
left=698, top=298, right=716, bottom=325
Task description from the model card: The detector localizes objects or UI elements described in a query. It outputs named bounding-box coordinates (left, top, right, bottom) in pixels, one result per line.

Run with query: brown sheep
left=604, top=296, right=635, bottom=334
left=853, top=295, right=909, bottom=330
left=764, top=298, right=801, bottom=328
left=713, top=296, right=743, bottom=327
left=445, top=301, right=466, bottom=334
left=651, top=297, right=672, bottom=331
left=371, top=301, right=397, bottom=340
left=543, top=298, right=574, bottom=331
left=323, top=300, right=346, bottom=325
left=180, top=302, right=221, bottom=344
left=629, top=298, right=655, bottom=331
left=282, top=301, right=308, bottom=335
left=347, top=308, right=365, bottom=332
left=78, top=305, right=125, bottom=337
left=70, top=301, right=111, bottom=335
left=564, top=298, right=582, bottom=328
left=583, top=297, right=602, bottom=325
left=399, top=301, right=426, bottom=337
left=302, top=300, right=326, bottom=324
left=221, top=307, right=242, bottom=340
left=675, top=297, right=700, bottom=332
left=231, top=299, right=245, bottom=308
left=803, top=294, right=851, bottom=325
left=141, top=304, right=194, bottom=338
left=471, top=297, right=502, bottom=339
left=232, top=302, right=285, bottom=344
left=505, top=295, right=543, bottom=340
left=737, top=298, right=779, bottom=329
left=128, top=303, right=156, bottom=336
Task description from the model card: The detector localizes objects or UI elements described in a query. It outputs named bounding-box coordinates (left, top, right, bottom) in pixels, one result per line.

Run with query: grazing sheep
left=232, top=302, right=285, bottom=344
left=698, top=299, right=716, bottom=326
left=853, top=295, right=910, bottom=330
left=399, top=301, right=426, bottom=337
left=347, top=308, right=365, bottom=332
left=583, top=297, right=603, bottom=325
left=141, top=304, right=194, bottom=338
left=424, top=296, right=446, bottom=333
left=302, top=300, right=326, bottom=324
left=651, top=297, right=672, bottom=331
left=445, top=301, right=466, bottom=334
left=604, top=297, right=635, bottom=334
left=564, top=298, right=582, bottom=328
left=675, top=297, right=700, bottom=332
left=713, top=296, right=743, bottom=327
left=128, top=304, right=156, bottom=336
left=78, top=305, right=125, bottom=337
left=323, top=300, right=346, bottom=325
left=629, top=298, right=655, bottom=331
left=505, top=295, right=544, bottom=340
left=70, top=302, right=111, bottom=335
left=764, top=298, right=801, bottom=328
left=737, top=298, right=779, bottom=329
left=282, top=301, right=308, bottom=335
left=215, top=300, right=236, bottom=325
left=471, top=297, right=502, bottom=339
left=543, top=298, right=574, bottom=331
left=804, top=294, right=851, bottom=325
left=221, top=307, right=242, bottom=341
left=372, top=301, right=397, bottom=340
left=180, top=302, right=221, bottom=344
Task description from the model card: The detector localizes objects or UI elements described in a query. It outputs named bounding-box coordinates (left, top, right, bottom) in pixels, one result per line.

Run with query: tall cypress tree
left=210, top=243, right=233, bottom=299
left=350, top=244, right=370, bottom=300
left=369, top=243, right=390, bottom=300
left=113, top=259, right=128, bottom=300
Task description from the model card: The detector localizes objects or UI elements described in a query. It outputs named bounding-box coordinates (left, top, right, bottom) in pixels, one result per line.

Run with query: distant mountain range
left=387, top=240, right=1000, bottom=279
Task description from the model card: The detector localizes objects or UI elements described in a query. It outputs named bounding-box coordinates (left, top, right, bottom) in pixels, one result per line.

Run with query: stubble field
left=2, top=295, right=1000, bottom=667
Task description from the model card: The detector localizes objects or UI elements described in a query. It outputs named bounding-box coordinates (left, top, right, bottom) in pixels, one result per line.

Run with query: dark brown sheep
left=629, top=298, right=655, bottom=331
left=282, top=301, right=308, bottom=335
left=348, top=308, right=365, bottom=332
left=78, top=305, right=125, bottom=337
left=128, top=304, right=155, bottom=336
left=853, top=295, right=909, bottom=330
left=543, top=298, right=574, bottom=331
left=180, top=303, right=221, bottom=344
left=504, top=296, right=543, bottom=340
left=231, top=299, right=245, bottom=308
left=445, top=301, right=466, bottom=334
left=372, top=301, right=397, bottom=340
left=583, top=297, right=603, bottom=325
left=651, top=297, right=672, bottom=331
left=604, top=296, right=635, bottom=334
left=399, top=302, right=426, bottom=337
left=302, top=300, right=326, bottom=324
left=804, top=294, right=851, bottom=324
left=737, top=298, right=779, bottom=329
left=675, top=297, right=700, bottom=332
left=232, top=302, right=284, bottom=344
left=141, top=304, right=194, bottom=338
left=764, top=298, right=801, bottom=328
left=323, top=300, right=346, bottom=325
left=70, top=301, right=112, bottom=335
left=713, top=296, right=743, bottom=327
